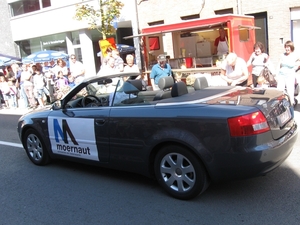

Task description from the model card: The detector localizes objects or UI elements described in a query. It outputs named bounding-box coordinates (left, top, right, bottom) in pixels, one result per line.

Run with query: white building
left=7, top=0, right=139, bottom=76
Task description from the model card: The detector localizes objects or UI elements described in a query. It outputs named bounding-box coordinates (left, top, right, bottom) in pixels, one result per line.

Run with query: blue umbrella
left=0, top=55, right=13, bottom=66
left=22, top=50, right=69, bottom=63
left=97, top=44, right=136, bottom=57
left=0, top=53, right=22, bottom=66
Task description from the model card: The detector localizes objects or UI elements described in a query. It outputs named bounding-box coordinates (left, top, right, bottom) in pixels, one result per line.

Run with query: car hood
left=19, top=106, right=52, bottom=120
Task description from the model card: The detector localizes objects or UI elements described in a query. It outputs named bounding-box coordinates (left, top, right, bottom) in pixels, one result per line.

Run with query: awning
left=238, top=25, right=261, bottom=30
left=123, top=21, right=228, bottom=39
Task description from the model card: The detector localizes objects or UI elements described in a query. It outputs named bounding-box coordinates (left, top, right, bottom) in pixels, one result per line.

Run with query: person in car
left=150, top=54, right=173, bottom=90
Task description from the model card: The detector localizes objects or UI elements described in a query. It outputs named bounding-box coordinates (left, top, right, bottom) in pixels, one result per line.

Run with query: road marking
left=0, top=141, right=23, bottom=148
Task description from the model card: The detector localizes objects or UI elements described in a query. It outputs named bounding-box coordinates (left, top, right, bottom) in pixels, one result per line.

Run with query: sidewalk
left=0, top=98, right=34, bottom=115
left=0, top=106, right=33, bottom=115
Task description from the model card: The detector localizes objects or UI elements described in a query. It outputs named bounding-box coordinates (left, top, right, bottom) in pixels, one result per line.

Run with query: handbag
left=259, top=67, right=277, bottom=87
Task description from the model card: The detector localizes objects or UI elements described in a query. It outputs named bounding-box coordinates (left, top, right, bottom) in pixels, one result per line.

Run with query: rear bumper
left=208, top=122, right=298, bottom=182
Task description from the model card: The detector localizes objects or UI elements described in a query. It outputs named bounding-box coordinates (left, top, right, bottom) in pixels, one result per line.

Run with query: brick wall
left=137, top=0, right=300, bottom=66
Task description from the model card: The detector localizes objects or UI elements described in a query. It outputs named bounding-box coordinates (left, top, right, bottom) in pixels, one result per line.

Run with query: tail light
left=228, top=111, right=270, bottom=137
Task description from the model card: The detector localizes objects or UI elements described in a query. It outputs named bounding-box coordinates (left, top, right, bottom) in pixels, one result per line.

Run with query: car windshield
left=60, top=74, right=149, bottom=108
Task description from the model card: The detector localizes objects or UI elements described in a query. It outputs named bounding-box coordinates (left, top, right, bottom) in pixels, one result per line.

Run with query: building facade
left=0, top=0, right=19, bottom=58
left=136, top=0, right=300, bottom=66
left=6, top=0, right=138, bottom=76
left=3, top=0, right=300, bottom=73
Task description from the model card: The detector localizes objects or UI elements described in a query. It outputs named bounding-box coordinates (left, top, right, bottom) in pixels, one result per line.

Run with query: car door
left=48, top=106, right=111, bottom=163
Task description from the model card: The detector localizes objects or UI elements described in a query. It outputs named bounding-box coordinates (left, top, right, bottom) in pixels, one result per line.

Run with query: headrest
left=123, top=80, right=143, bottom=94
left=194, top=77, right=208, bottom=90
left=158, top=76, right=174, bottom=90
left=171, top=82, right=188, bottom=97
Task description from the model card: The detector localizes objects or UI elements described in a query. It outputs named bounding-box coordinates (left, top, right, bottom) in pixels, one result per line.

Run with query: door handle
left=95, top=119, right=106, bottom=125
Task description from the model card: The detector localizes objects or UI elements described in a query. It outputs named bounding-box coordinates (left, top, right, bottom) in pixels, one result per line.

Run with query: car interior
left=62, top=75, right=235, bottom=109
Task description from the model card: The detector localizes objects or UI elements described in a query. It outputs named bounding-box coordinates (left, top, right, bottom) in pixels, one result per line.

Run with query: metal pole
left=132, top=0, right=142, bottom=70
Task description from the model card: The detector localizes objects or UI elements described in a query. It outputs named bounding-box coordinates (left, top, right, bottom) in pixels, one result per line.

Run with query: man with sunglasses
left=69, top=54, right=85, bottom=84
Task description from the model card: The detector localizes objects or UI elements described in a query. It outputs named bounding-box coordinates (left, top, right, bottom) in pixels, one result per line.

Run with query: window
left=239, top=28, right=249, bottom=42
left=9, top=0, right=51, bottom=17
left=148, top=20, right=164, bottom=26
left=148, top=36, right=160, bottom=50
left=215, top=8, right=233, bottom=15
left=18, top=33, right=67, bottom=58
left=181, top=14, right=200, bottom=20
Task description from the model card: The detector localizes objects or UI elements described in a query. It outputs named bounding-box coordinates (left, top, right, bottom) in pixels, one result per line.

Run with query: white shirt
left=221, top=57, right=247, bottom=80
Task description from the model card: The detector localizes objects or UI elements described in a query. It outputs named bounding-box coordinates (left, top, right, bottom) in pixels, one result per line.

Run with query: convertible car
left=17, top=72, right=298, bottom=200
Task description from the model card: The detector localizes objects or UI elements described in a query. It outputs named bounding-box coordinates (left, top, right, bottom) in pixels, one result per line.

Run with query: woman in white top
left=277, top=41, right=300, bottom=106
left=220, top=53, right=249, bottom=86
left=247, top=42, right=269, bottom=87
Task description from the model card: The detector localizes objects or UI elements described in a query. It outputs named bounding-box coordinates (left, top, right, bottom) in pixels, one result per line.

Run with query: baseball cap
left=157, top=54, right=166, bottom=62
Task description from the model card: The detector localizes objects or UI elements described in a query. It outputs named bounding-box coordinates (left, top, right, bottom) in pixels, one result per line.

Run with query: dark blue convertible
left=17, top=72, right=298, bottom=200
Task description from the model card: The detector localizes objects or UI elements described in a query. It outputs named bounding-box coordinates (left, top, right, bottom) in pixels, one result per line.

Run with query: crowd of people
left=1, top=41, right=300, bottom=111
left=0, top=54, right=85, bottom=110
left=220, top=40, right=300, bottom=106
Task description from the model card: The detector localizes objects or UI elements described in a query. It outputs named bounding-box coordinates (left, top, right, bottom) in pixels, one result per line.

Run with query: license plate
left=277, top=108, right=291, bottom=127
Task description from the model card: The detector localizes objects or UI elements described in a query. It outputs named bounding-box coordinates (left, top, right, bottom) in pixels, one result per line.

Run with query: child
left=0, top=76, right=11, bottom=108
left=68, top=74, right=76, bottom=88
left=256, top=75, right=269, bottom=88
left=8, top=80, right=18, bottom=108
left=33, top=68, right=50, bottom=108
left=55, top=70, right=69, bottom=90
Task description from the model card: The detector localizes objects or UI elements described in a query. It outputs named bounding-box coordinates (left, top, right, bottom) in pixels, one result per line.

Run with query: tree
left=74, top=0, right=124, bottom=40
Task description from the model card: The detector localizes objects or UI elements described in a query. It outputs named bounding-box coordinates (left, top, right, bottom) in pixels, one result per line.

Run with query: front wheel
left=23, top=129, right=50, bottom=165
left=154, top=145, right=209, bottom=200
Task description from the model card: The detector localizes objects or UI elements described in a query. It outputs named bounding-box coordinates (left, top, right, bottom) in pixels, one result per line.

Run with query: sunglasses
left=71, top=57, right=76, bottom=59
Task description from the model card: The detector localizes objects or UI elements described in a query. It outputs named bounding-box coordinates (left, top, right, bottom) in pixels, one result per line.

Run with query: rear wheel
left=154, top=145, right=209, bottom=200
left=23, top=129, right=50, bottom=165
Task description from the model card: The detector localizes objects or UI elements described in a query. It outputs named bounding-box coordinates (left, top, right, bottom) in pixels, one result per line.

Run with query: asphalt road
left=0, top=110, right=299, bottom=225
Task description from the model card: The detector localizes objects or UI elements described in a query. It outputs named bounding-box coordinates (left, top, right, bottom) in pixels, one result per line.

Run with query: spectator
left=247, top=42, right=269, bottom=87
left=98, top=57, right=119, bottom=76
left=33, top=68, right=50, bottom=108
left=220, top=52, right=249, bottom=86
left=68, top=74, right=76, bottom=88
left=150, top=54, right=173, bottom=90
left=277, top=41, right=300, bottom=106
left=55, top=58, right=69, bottom=80
left=22, top=65, right=36, bottom=109
left=112, top=49, right=124, bottom=72
left=5, top=65, right=16, bottom=82
left=124, top=54, right=139, bottom=73
left=0, top=76, right=10, bottom=108
left=256, top=75, right=269, bottom=89
left=69, top=54, right=85, bottom=84
left=19, top=64, right=30, bottom=109
left=55, top=71, right=69, bottom=90
left=101, top=47, right=113, bottom=70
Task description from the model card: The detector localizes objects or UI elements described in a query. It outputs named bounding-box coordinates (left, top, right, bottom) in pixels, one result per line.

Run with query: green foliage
left=74, top=0, right=124, bottom=39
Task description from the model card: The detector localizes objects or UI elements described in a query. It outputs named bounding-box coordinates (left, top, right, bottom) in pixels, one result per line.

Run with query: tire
left=23, top=129, right=50, bottom=166
left=154, top=145, right=210, bottom=200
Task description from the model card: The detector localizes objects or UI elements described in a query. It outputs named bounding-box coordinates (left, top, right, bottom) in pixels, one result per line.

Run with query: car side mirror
left=52, top=100, right=62, bottom=110
left=98, top=78, right=112, bottom=85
